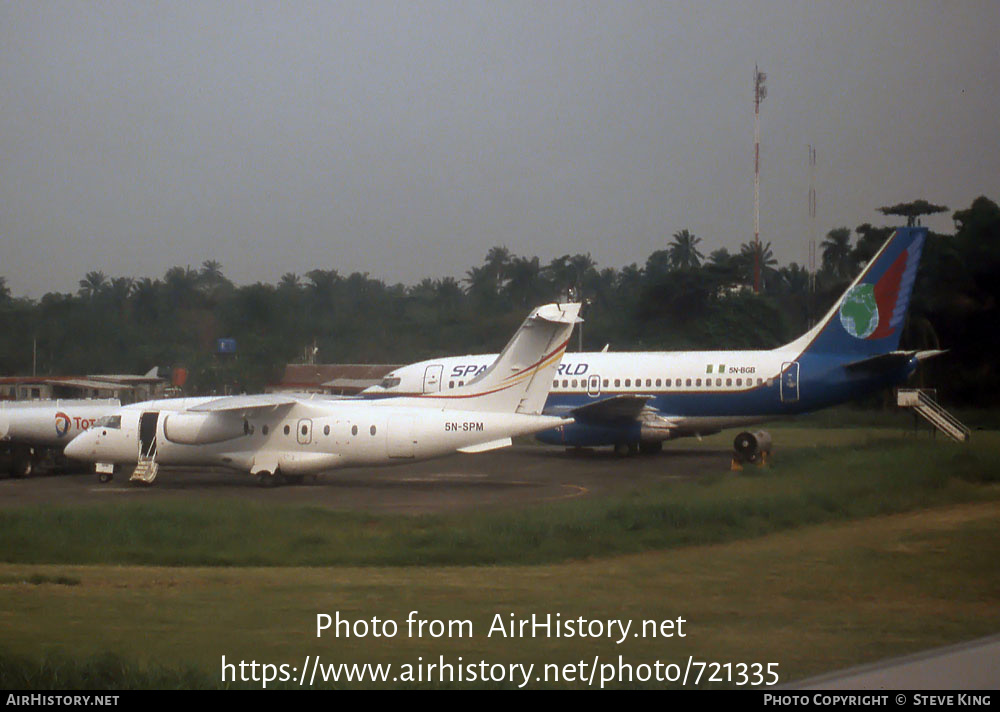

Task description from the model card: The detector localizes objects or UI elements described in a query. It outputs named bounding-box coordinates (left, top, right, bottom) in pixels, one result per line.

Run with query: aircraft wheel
left=256, top=470, right=284, bottom=488
left=639, top=441, right=663, bottom=455
left=98, top=471, right=113, bottom=484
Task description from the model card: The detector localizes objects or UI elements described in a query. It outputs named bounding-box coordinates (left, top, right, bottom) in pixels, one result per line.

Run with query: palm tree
left=78, top=271, right=108, bottom=299
left=504, top=256, right=546, bottom=306
left=278, top=272, right=301, bottom=291
left=163, top=266, right=200, bottom=309
left=668, top=230, right=703, bottom=270
left=306, top=269, right=340, bottom=305
left=738, top=241, right=778, bottom=288
left=821, top=228, right=855, bottom=281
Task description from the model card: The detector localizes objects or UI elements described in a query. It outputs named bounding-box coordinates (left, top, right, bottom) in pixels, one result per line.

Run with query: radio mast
left=753, top=65, right=767, bottom=293
left=808, top=143, right=817, bottom=293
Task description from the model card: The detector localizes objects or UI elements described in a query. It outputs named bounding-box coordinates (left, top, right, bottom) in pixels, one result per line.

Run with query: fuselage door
left=780, top=361, right=800, bottom=403
left=138, top=411, right=159, bottom=458
left=587, top=374, right=601, bottom=397
left=296, top=418, right=312, bottom=445
left=387, top=416, right=415, bottom=458
left=422, top=365, right=443, bottom=393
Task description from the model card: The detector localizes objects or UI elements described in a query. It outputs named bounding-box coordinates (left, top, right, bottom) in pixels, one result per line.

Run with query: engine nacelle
left=733, top=430, right=772, bottom=465
left=163, top=413, right=245, bottom=445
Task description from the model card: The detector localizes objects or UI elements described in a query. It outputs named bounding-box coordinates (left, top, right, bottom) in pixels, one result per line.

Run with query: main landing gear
left=614, top=441, right=662, bottom=457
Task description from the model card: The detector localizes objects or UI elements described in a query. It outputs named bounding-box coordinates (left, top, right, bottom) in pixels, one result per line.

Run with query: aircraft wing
left=187, top=394, right=302, bottom=415
left=843, top=349, right=946, bottom=373
left=568, top=394, right=652, bottom=422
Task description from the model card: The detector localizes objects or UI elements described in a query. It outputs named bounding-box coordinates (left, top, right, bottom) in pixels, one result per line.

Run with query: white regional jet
left=65, top=302, right=581, bottom=486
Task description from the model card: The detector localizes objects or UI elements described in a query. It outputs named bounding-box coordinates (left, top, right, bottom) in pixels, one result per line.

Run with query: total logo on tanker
left=54, top=412, right=98, bottom=439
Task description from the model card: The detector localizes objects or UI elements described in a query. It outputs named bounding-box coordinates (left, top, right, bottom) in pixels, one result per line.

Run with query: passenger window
left=655, top=379, right=661, bottom=387
left=736, top=378, right=742, bottom=386
left=686, top=378, right=692, bottom=387
left=449, top=381, right=455, bottom=388
left=351, top=425, right=358, bottom=436
left=284, top=425, right=290, bottom=435
left=625, top=379, right=631, bottom=387
left=370, top=425, right=377, bottom=436
left=614, top=379, right=621, bottom=387
left=262, top=425, right=269, bottom=435
left=726, top=378, right=732, bottom=386
left=301, top=425, right=308, bottom=436
left=603, top=379, right=609, bottom=387
left=716, top=378, right=722, bottom=386
left=323, top=425, right=329, bottom=436
left=665, top=379, right=671, bottom=387
left=696, top=378, right=702, bottom=386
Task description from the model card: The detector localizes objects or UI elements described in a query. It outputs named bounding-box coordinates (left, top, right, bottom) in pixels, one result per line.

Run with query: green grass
left=2, top=500, right=999, bottom=688
left=1, top=433, right=998, bottom=567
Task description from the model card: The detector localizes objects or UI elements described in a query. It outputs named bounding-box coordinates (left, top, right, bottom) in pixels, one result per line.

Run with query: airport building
left=0, top=372, right=167, bottom=403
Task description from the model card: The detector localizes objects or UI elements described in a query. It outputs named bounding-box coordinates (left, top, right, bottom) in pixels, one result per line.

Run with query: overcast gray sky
left=1, top=1, right=997, bottom=298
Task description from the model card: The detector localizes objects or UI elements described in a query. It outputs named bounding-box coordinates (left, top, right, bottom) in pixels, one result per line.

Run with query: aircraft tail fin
left=419, top=302, right=581, bottom=414
left=785, top=227, right=928, bottom=359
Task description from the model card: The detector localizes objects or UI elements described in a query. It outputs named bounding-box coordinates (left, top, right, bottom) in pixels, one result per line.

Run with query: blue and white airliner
left=364, top=227, right=939, bottom=454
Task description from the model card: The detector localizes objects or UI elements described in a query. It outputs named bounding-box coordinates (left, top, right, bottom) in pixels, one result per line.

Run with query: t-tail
left=784, top=226, right=928, bottom=362
left=417, top=302, right=582, bottom=414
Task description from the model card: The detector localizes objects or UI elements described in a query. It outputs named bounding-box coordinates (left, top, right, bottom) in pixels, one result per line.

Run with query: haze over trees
left=0, top=197, right=997, bottom=405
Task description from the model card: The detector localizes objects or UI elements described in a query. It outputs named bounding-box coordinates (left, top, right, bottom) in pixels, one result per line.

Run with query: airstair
left=897, top=389, right=970, bottom=443
left=130, top=454, right=159, bottom=484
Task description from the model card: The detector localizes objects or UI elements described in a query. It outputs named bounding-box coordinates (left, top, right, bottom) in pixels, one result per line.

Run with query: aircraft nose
left=64, top=431, right=95, bottom=460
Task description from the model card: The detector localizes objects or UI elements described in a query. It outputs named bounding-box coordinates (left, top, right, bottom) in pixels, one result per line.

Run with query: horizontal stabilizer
left=843, top=349, right=945, bottom=373
left=570, top=394, right=651, bottom=422
left=457, top=437, right=512, bottom=453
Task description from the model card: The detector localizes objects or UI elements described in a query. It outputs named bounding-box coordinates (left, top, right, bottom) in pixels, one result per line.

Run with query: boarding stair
left=130, top=453, right=159, bottom=484
left=897, top=389, right=970, bottom=443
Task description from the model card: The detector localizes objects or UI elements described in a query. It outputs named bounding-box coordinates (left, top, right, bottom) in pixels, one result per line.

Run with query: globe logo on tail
left=839, top=284, right=879, bottom=339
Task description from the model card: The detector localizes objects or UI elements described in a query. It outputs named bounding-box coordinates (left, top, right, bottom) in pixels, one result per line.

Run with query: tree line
left=0, top=196, right=997, bottom=406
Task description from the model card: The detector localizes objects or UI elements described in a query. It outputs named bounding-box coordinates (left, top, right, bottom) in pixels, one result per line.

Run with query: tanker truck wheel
left=12, top=447, right=34, bottom=478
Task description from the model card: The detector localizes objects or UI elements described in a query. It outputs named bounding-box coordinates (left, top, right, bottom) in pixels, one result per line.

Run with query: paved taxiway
left=0, top=445, right=730, bottom=514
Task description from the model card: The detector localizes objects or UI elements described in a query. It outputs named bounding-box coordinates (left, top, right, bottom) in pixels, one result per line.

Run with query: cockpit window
left=379, top=377, right=401, bottom=389
left=95, top=415, right=122, bottom=429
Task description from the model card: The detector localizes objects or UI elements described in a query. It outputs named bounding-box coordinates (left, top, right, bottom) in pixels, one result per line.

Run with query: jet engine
left=162, top=413, right=246, bottom=445
left=733, top=430, right=772, bottom=465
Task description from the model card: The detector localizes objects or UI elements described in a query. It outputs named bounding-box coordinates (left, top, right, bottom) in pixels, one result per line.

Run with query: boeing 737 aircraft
left=364, top=227, right=937, bottom=454
left=65, top=302, right=581, bottom=485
